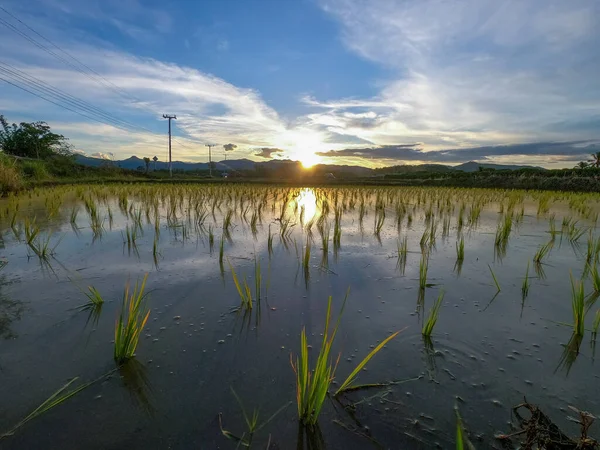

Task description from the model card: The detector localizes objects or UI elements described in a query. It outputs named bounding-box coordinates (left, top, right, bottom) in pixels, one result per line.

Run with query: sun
left=299, top=151, right=320, bottom=168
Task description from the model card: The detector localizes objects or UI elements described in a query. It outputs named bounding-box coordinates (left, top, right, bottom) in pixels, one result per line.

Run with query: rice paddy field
left=1, top=184, right=600, bottom=449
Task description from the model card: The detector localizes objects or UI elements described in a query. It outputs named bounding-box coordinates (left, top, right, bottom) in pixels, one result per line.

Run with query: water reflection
left=295, top=189, right=318, bottom=225
left=119, top=359, right=155, bottom=415
left=555, top=333, right=583, bottom=375
left=0, top=276, right=25, bottom=339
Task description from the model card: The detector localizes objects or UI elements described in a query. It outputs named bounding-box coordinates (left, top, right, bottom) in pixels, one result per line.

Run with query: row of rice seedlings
left=114, top=274, right=151, bottom=364
left=570, top=273, right=586, bottom=337
left=422, top=290, right=444, bottom=337
left=290, top=292, right=399, bottom=425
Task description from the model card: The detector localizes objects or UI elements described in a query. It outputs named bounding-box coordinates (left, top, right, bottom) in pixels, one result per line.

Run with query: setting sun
left=299, top=151, right=321, bottom=168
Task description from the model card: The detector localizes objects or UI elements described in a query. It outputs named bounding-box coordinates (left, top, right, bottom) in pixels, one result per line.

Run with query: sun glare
left=295, top=188, right=318, bottom=223
left=299, top=151, right=320, bottom=168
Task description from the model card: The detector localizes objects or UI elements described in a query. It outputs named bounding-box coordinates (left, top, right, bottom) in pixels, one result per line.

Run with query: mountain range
left=74, top=155, right=542, bottom=174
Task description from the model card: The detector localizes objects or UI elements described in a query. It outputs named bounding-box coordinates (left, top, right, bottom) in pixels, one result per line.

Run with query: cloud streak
left=317, top=141, right=599, bottom=163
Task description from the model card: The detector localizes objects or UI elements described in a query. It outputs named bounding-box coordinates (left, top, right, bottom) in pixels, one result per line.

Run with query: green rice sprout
left=455, top=406, right=474, bottom=450
left=291, top=291, right=398, bottom=423
left=456, top=237, right=464, bottom=263
left=533, top=240, right=553, bottom=263
left=419, top=253, right=429, bottom=290
left=114, top=274, right=151, bottom=364
left=303, top=235, right=311, bottom=279
left=590, top=262, right=600, bottom=293
left=291, top=295, right=343, bottom=425
left=229, top=261, right=253, bottom=311
left=422, top=290, right=444, bottom=337
left=0, top=377, right=95, bottom=440
left=208, top=225, right=215, bottom=252
left=522, top=262, right=530, bottom=299
left=570, top=272, right=585, bottom=337
left=85, top=286, right=104, bottom=306
left=593, top=309, right=600, bottom=335
left=397, top=235, right=408, bottom=273
left=488, top=264, right=501, bottom=292
left=254, top=256, right=261, bottom=301
left=267, top=224, right=274, bottom=256
left=334, top=330, right=400, bottom=396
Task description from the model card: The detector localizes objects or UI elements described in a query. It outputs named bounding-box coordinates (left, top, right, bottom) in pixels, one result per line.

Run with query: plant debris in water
left=497, top=401, right=598, bottom=450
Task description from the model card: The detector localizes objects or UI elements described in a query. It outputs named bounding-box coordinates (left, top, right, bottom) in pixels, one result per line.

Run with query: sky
left=0, top=0, right=598, bottom=168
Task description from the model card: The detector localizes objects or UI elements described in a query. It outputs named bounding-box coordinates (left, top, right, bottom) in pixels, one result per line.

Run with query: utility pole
left=206, top=144, right=216, bottom=177
left=162, top=114, right=176, bottom=177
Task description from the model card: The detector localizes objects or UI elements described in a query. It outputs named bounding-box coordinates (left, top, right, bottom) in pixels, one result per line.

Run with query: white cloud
left=309, top=0, right=600, bottom=165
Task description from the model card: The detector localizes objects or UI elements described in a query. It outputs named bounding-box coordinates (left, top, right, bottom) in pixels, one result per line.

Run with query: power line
left=0, top=7, right=204, bottom=160
left=0, top=6, right=142, bottom=105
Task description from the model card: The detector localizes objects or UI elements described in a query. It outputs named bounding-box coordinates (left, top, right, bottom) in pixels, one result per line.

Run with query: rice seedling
left=522, top=261, right=530, bottom=299
left=280, top=217, right=294, bottom=241
left=24, top=218, right=61, bottom=259
left=555, top=332, right=583, bottom=375
left=419, top=253, right=429, bottom=290
left=570, top=272, right=585, bottom=337
left=397, top=235, right=408, bottom=274
left=254, top=255, right=262, bottom=301
left=333, top=329, right=400, bottom=395
left=0, top=377, right=95, bottom=440
left=267, top=224, right=274, bottom=256
left=422, top=290, right=444, bottom=337
left=455, top=236, right=464, bottom=263
left=533, top=240, right=553, bottom=264
left=84, top=285, right=104, bottom=306
left=374, top=206, right=385, bottom=237
left=219, top=388, right=290, bottom=448
left=114, top=274, right=151, bottom=364
left=488, top=264, right=501, bottom=292
left=303, top=235, right=311, bottom=278
left=69, top=206, right=78, bottom=226
left=223, top=209, right=233, bottom=237
left=494, top=212, right=512, bottom=255
left=208, top=225, right=215, bottom=252
left=229, top=261, right=253, bottom=311
left=569, top=223, right=587, bottom=244
left=593, top=309, right=600, bottom=336
left=442, top=215, right=451, bottom=238
left=290, top=292, right=400, bottom=424
left=333, top=208, right=342, bottom=247
left=455, top=406, right=475, bottom=450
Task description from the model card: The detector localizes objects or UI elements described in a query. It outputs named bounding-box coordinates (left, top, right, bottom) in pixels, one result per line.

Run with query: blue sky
left=0, top=0, right=598, bottom=167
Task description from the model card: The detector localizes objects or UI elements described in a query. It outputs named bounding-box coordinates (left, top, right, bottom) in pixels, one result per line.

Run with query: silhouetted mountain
left=74, top=155, right=543, bottom=175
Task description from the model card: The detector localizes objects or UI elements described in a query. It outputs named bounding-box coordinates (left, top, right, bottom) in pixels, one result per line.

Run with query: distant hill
left=453, top=161, right=544, bottom=172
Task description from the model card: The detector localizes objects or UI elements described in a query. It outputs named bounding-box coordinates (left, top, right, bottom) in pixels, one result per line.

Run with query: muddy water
left=0, top=185, right=598, bottom=449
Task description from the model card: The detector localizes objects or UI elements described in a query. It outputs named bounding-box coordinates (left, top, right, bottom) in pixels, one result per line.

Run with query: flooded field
left=0, top=184, right=599, bottom=449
